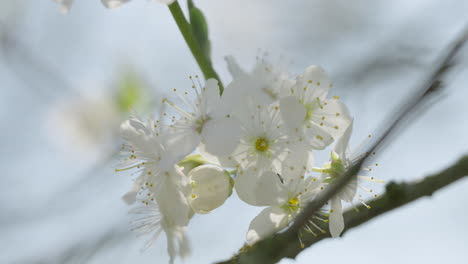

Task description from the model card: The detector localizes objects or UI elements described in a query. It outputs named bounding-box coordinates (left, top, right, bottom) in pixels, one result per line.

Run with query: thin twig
left=217, top=155, right=468, bottom=264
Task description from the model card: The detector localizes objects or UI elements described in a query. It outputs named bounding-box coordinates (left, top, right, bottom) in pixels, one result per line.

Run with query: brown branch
left=217, top=155, right=468, bottom=264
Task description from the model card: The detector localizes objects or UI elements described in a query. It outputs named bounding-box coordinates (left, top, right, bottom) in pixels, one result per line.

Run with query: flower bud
left=188, top=165, right=233, bottom=214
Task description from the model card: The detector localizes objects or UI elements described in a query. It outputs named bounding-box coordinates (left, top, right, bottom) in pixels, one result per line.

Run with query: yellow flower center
left=288, top=197, right=300, bottom=211
left=255, top=138, right=269, bottom=152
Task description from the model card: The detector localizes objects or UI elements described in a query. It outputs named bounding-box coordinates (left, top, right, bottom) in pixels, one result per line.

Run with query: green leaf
left=188, top=0, right=211, bottom=61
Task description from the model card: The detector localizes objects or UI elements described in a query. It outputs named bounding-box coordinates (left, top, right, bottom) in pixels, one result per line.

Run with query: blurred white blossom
left=53, top=0, right=174, bottom=13
left=45, top=92, right=121, bottom=160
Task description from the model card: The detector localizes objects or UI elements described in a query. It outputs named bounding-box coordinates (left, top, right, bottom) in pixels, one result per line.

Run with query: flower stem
left=168, top=1, right=224, bottom=94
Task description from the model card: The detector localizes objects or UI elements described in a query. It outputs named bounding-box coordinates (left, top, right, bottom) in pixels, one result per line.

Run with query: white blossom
left=53, top=0, right=174, bottom=13
left=279, top=65, right=352, bottom=150
left=232, top=104, right=291, bottom=205
left=245, top=175, right=323, bottom=244
left=53, top=0, right=74, bottom=13
left=45, top=93, right=120, bottom=160
left=118, top=116, right=186, bottom=203
left=102, top=0, right=176, bottom=8
left=313, top=121, right=384, bottom=237
left=163, top=78, right=242, bottom=160
left=223, top=55, right=294, bottom=121
left=130, top=178, right=192, bottom=264
left=120, top=116, right=194, bottom=263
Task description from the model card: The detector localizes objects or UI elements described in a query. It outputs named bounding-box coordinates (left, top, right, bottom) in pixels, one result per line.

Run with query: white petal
left=198, top=143, right=238, bottom=168
left=162, top=223, right=190, bottom=264
left=303, top=123, right=334, bottom=150
left=225, top=56, right=247, bottom=78
left=156, top=171, right=191, bottom=227
left=235, top=169, right=288, bottom=206
left=279, top=96, right=306, bottom=131
left=155, top=0, right=176, bottom=4
left=282, top=144, right=314, bottom=182
left=101, top=0, right=130, bottom=9
left=165, top=128, right=201, bottom=163
left=334, top=119, right=353, bottom=161
left=246, top=206, right=289, bottom=244
left=297, top=65, right=331, bottom=100
left=202, top=79, right=221, bottom=114
left=201, top=117, right=242, bottom=158
left=329, top=198, right=344, bottom=237
left=122, top=177, right=145, bottom=205
left=339, top=176, right=358, bottom=202
left=54, top=0, right=74, bottom=13
left=312, top=99, right=352, bottom=139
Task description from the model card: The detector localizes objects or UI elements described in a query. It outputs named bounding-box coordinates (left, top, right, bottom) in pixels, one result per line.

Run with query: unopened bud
left=188, top=165, right=233, bottom=214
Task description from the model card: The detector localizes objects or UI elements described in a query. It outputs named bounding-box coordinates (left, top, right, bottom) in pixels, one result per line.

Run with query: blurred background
left=1, top=0, right=467, bottom=263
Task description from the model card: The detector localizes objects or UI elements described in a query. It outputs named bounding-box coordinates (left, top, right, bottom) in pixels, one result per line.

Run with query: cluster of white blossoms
left=117, top=56, right=382, bottom=263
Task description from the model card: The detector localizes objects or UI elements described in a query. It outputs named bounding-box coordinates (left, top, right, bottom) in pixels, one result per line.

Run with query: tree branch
left=217, top=155, right=468, bottom=264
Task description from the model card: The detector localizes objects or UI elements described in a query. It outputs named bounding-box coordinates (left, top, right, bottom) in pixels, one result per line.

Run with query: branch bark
left=217, top=155, right=468, bottom=264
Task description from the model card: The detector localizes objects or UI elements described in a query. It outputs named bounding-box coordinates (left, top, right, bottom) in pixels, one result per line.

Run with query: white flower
left=44, top=93, right=120, bottom=160
left=187, top=164, right=233, bottom=214
left=131, top=177, right=192, bottom=264
left=53, top=0, right=74, bottom=13
left=102, top=0, right=176, bottom=8
left=313, top=121, right=384, bottom=237
left=120, top=116, right=193, bottom=263
left=279, top=65, right=352, bottom=150
left=163, top=78, right=242, bottom=160
left=245, top=175, right=323, bottom=244
left=53, top=0, right=174, bottom=13
left=232, top=104, right=295, bottom=205
left=118, top=116, right=186, bottom=204
left=223, top=55, right=294, bottom=121
left=101, top=0, right=131, bottom=9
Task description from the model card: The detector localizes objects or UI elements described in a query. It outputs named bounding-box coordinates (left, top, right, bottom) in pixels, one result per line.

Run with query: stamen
left=359, top=198, right=371, bottom=209
left=358, top=176, right=385, bottom=183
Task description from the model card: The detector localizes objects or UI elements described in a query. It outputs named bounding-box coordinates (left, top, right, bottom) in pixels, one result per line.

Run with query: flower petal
left=201, top=117, right=242, bottom=158
left=198, top=143, right=239, bottom=168
left=334, top=119, right=353, bottom=161
left=156, top=170, right=191, bottom=227
left=303, top=123, right=334, bottom=150
left=165, top=127, right=202, bottom=163
left=279, top=96, right=307, bottom=131
left=101, top=0, right=130, bottom=9
left=297, top=65, right=331, bottom=100
left=203, top=79, right=222, bottom=115
left=122, top=177, right=145, bottom=205
left=246, top=206, right=289, bottom=244
left=235, top=169, right=288, bottom=206
left=329, top=197, right=344, bottom=237
left=225, top=56, right=247, bottom=78
left=54, top=0, right=74, bottom=13
left=311, top=99, right=352, bottom=139
left=282, top=144, right=314, bottom=182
